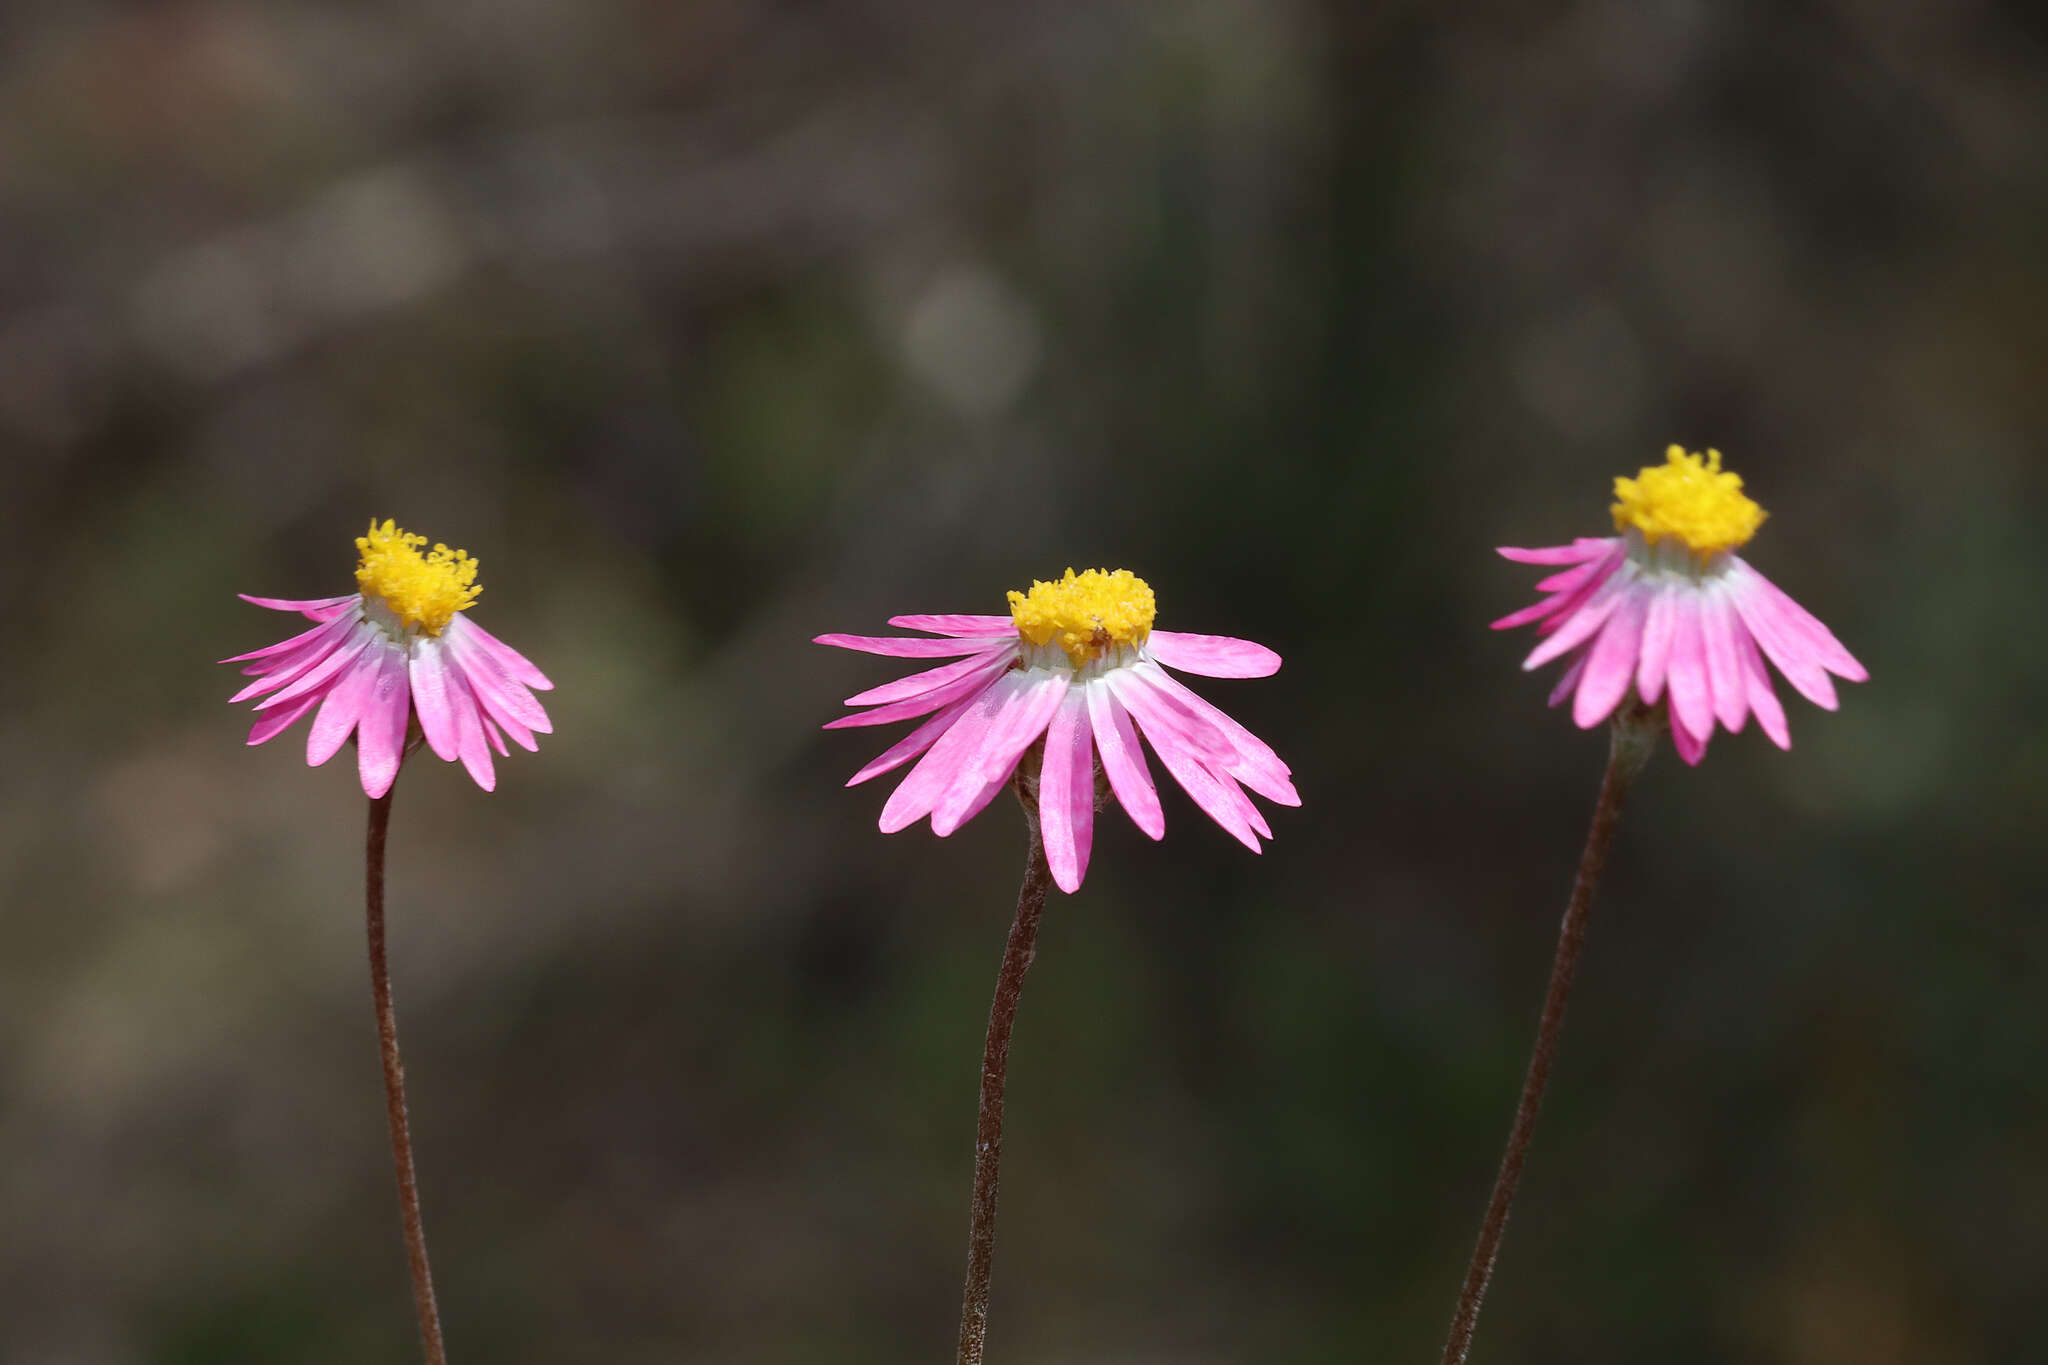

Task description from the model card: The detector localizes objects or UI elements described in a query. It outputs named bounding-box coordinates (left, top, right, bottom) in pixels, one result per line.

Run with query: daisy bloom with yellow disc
left=225, top=519, right=554, bottom=796
left=1494, top=446, right=1866, bottom=762
left=817, top=567, right=1298, bottom=893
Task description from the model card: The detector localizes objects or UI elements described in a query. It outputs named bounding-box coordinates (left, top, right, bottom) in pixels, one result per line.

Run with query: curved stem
left=956, top=803, right=1055, bottom=1365
left=366, top=789, right=449, bottom=1365
left=1438, top=717, right=1651, bottom=1365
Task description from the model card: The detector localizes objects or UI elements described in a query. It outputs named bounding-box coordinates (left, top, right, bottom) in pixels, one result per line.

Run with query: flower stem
left=956, top=799, right=1055, bottom=1365
left=1437, top=715, right=1655, bottom=1365
left=365, top=788, right=449, bottom=1365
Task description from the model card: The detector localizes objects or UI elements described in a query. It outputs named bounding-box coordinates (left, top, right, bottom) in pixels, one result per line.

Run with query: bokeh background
left=3, top=1, right=2045, bottom=1361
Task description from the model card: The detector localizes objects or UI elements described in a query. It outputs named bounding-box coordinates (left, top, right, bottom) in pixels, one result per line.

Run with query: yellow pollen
left=1611, top=446, right=1767, bottom=556
left=354, top=518, right=481, bottom=634
left=1007, top=567, right=1156, bottom=666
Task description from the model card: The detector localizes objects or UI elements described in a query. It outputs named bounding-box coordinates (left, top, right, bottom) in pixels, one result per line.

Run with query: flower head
left=1494, top=446, right=1866, bottom=765
left=223, top=519, right=555, bottom=796
left=817, top=568, right=1298, bottom=893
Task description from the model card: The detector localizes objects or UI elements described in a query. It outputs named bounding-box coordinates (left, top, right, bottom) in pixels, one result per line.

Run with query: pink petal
left=483, top=716, right=511, bottom=758
left=247, top=691, right=323, bottom=746
left=1140, top=730, right=1262, bottom=854
left=1146, top=631, right=1282, bottom=679
left=1547, top=651, right=1588, bottom=708
left=1733, top=561, right=1866, bottom=681
left=824, top=656, right=1012, bottom=729
left=878, top=677, right=1020, bottom=833
left=1572, top=584, right=1648, bottom=728
left=227, top=614, right=359, bottom=701
left=815, top=633, right=1017, bottom=659
left=1700, top=586, right=1749, bottom=734
left=885, top=614, right=1015, bottom=637
left=1727, top=577, right=1839, bottom=711
left=847, top=696, right=979, bottom=787
left=1634, top=582, right=1676, bottom=705
left=1664, top=594, right=1715, bottom=745
left=844, top=653, right=1004, bottom=707
left=1737, top=627, right=1791, bottom=750
left=1105, top=665, right=1235, bottom=763
left=442, top=630, right=552, bottom=733
left=220, top=616, right=342, bottom=665
left=305, top=649, right=385, bottom=767
left=1037, top=690, right=1097, bottom=893
left=1670, top=715, right=1710, bottom=766
left=1144, top=670, right=1298, bottom=807
left=444, top=665, right=498, bottom=791
left=447, top=617, right=555, bottom=690
left=931, top=670, right=1068, bottom=836
left=355, top=647, right=411, bottom=799
left=407, top=639, right=461, bottom=762
left=1533, top=560, right=1607, bottom=594
left=258, top=624, right=379, bottom=711
left=1496, top=539, right=1616, bottom=565
left=1086, top=683, right=1164, bottom=840
left=1522, top=564, right=1630, bottom=671
left=239, top=593, right=358, bottom=621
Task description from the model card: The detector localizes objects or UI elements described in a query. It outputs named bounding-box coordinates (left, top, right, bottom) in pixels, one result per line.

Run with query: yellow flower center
left=1007, top=567, right=1156, bottom=666
left=354, top=518, right=480, bottom=634
left=1611, top=446, right=1766, bottom=556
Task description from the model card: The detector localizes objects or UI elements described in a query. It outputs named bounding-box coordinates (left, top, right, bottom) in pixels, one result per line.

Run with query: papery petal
left=1737, top=627, right=1791, bottom=750
left=1522, top=563, right=1630, bottom=670
left=824, top=656, right=1012, bottom=729
left=1038, top=690, right=1096, bottom=893
left=447, top=616, right=555, bottom=690
left=1105, top=666, right=1235, bottom=763
left=408, top=638, right=461, bottom=762
left=1634, top=582, right=1676, bottom=705
left=228, top=614, right=359, bottom=701
left=847, top=696, right=980, bottom=787
left=1146, top=631, right=1282, bottom=679
left=1496, top=539, right=1615, bottom=565
left=247, top=691, right=323, bottom=746
left=1138, top=725, right=1262, bottom=854
left=1145, top=670, right=1298, bottom=806
left=442, top=629, right=552, bottom=733
left=879, top=676, right=1021, bottom=834
left=1733, top=562, right=1866, bottom=681
left=1086, top=683, right=1164, bottom=840
left=220, top=616, right=342, bottom=665
left=1547, top=651, right=1588, bottom=708
left=885, top=614, right=1015, bottom=637
left=1728, top=578, right=1839, bottom=711
left=1572, top=585, right=1647, bottom=728
left=1664, top=595, right=1714, bottom=744
left=1670, top=715, right=1710, bottom=766
left=815, top=633, right=1017, bottom=659
left=255, top=623, right=380, bottom=711
left=844, top=653, right=1004, bottom=707
left=444, top=665, right=497, bottom=791
left=239, top=593, right=358, bottom=621
left=1700, top=585, right=1749, bottom=734
left=930, top=671, right=1067, bottom=835
left=306, top=648, right=384, bottom=767
left=356, top=647, right=411, bottom=798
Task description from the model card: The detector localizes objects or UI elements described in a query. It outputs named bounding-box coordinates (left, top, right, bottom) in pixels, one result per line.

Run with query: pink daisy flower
left=1494, top=446, right=1867, bottom=764
left=817, top=568, right=1298, bottom=893
left=223, top=519, right=554, bottom=796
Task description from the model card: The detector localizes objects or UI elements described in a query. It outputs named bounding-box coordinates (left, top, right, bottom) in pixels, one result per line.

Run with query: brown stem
left=955, top=797, right=1056, bottom=1365
left=1438, top=714, right=1655, bottom=1365
left=366, top=788, right=449, bottom=1365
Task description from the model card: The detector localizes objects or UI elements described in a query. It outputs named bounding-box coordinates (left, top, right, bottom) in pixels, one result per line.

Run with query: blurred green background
left=3, top=1, right=2045, bottom=1361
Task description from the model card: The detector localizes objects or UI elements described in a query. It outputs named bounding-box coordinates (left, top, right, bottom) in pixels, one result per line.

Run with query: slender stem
left=956, top=801, right=1055, bottom=1365
left=1438, top=717, right=1653, bottom=1365
left=366, top=788, right=449, bottom=1365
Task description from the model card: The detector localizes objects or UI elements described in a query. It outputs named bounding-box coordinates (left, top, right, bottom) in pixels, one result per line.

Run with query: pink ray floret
left=817, top=573, right=1296, bottom=894
left=1493, top=448, right=1866, bottom=765
left=223, top=524, right=553, bottom=797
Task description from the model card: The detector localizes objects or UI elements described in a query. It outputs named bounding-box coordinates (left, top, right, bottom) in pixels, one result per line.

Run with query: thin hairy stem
left=1438, top=715, right=1654, bottom=1365
left=955, top=800, right=1055, bottom=1365
left=366, top=788, right=448, bottom=1365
